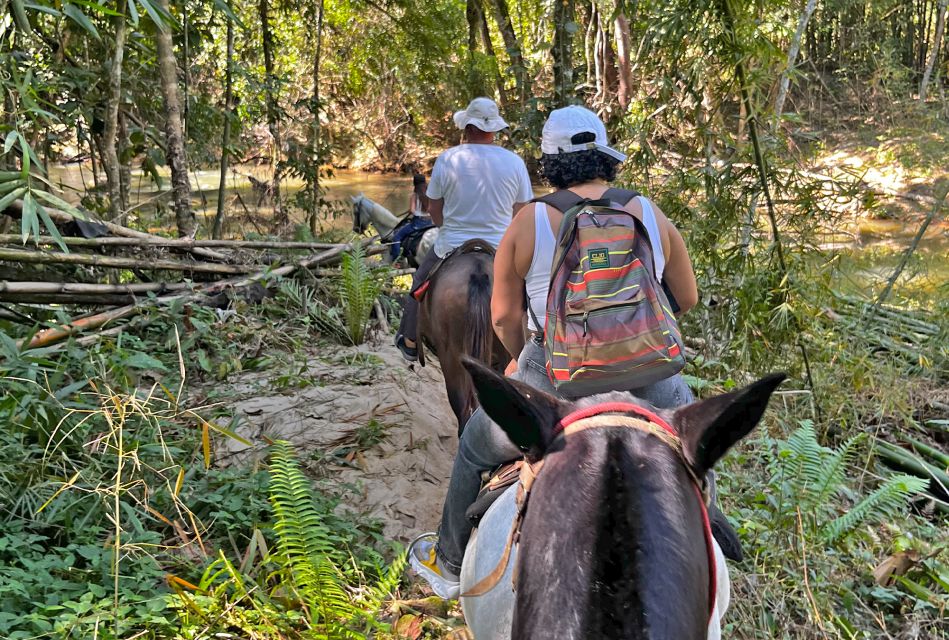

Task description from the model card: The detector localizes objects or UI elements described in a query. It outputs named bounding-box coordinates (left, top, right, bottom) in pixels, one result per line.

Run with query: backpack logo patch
left=587, top=248, right=610, bottom=269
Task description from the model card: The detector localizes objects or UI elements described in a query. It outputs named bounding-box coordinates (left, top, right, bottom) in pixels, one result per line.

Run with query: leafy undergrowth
left=0, top=256, right=420, bottom=639
left=1, top=237, right=947, bottom=640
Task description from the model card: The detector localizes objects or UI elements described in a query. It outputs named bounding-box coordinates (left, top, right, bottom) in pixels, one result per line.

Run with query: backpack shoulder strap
left=637, top=196, right=665, bottom=282
left=600, top=187, right=641, bottom=205
left=532, top=190, right=586, bottom=213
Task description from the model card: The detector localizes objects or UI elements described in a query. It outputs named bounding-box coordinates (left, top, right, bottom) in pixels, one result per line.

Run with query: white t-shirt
left=426, top=144, right=533, bottom=257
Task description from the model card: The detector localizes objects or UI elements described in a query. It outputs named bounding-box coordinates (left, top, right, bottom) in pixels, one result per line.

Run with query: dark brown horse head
left=462, top=358, right=784, bottom=639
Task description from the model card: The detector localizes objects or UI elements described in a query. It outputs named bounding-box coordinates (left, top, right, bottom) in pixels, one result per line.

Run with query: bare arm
left=492, top=216, right=528, bottom=361
left=661, top=224, right=698, bottom=315
left=512, top=201, right=529, bottom=217
left=429, top=198, right=445, bottom=227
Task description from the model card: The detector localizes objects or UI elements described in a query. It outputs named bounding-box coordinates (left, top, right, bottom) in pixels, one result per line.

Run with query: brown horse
left=459, top=357, right=785, bottom=639
left=416, top=241, right=508, bottom=432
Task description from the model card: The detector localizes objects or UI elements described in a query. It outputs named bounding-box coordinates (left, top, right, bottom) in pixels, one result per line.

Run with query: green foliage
left=172, top=440, right=404, bottom=638
left=278, top=245, right=385, bottom=345
left=268, top=440, right=353, bottom=623
left=773, top=422, right=928, bottom=543
left=338, top=243, right=383, bottom=344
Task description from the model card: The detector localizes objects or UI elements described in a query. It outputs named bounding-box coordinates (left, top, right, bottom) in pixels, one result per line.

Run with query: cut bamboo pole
left=0, top=281, right=194, bottom=295
left=0, top=234, right=342, bottom=250
left=899, top=434, right=949, bottom=469
left=18, top=236, right=383, bottom=349
left=876, top=440, right=949, bottom=500
left=0, top=247, right=255, bottom=275
left=0, top=293, right=137, bottom=306
left=2, top=200, right=230, bottom=262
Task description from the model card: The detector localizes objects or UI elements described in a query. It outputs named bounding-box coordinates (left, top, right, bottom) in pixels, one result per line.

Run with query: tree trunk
left=592, top=3, right=603, bottom=100
left=155, top=0, right=195, bottom=238
left=103, top=11, right=127, bottom=223
left=213, top=11, right=235, bottom=239
left=467, top=0, right=481, bottom=57
left=487, top=0, right=528, bottom=103
left=479, top=2, right=508, bottom=106
left=774, top=0, right=818, bottom=123
left=613, top=4, right=633, bottom=111
left=259, top=0, right=283, bottom=224
left=309, top=0, right=325, bottom=236
left=118, top=113, right=131, bottom=217
left=920, top=0, right=948, bottom=101
left=601, top=13, right=617, bottom=105
left=585, top=1, right=597, bottom=89
left=552, top=0, right=576, bottom=107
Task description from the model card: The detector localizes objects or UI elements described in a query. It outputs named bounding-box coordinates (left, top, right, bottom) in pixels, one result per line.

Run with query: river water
left=43, top=163, right=947, bottom=300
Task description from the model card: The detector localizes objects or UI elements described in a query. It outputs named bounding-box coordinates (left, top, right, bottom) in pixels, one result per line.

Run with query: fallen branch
left=0, top=234, right=343, bottom=251
left=0, top=247, right=256, bottom=275
left=310, top=266, right=415, bottom=278
left=18, top=236, right=383, bottom=349
left=2, top=200, right=230, bottom=262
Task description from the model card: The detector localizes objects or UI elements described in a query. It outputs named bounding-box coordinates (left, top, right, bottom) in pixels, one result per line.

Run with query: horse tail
left=465, top=261, right=494, bottom=367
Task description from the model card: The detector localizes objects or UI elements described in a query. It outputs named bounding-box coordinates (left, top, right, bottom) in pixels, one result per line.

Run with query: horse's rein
left=463, top=402, right=718, bottom=624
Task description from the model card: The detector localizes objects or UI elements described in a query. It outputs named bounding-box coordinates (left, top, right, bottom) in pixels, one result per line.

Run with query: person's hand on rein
left=505, top=359, right=518, bottom=376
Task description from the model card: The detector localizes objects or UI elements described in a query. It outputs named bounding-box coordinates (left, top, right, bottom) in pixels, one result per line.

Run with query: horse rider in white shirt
left=395, top=97, right=534, bottom=361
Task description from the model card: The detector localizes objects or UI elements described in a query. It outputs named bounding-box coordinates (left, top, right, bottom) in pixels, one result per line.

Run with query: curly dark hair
left=539, top=149, right=621, bottom=189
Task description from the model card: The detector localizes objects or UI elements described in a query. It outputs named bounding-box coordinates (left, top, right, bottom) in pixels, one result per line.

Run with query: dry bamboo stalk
left=0, top=247, right=256, bottom=275
left=19, top=236, right=382, bottom=349
left=0, top=234, right=342, bottom=250
left=0, top=281, right=194, bottom=295
left=2, top=200, right=230, bottom=262
left=310, top=266, right=416, bottom=278
left=0, top=293, right=137, bottom=306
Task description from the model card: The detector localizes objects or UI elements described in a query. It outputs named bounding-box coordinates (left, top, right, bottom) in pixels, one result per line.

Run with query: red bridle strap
left=554, top=401, right=717, bottom=622
left=556, top=401, right=677, bottom=437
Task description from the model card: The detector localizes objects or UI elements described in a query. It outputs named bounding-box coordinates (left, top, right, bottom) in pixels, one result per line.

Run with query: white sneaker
left=408, top=533, right=460, bottom=599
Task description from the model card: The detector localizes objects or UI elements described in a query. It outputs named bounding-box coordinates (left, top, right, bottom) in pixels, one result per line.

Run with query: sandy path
left=216, top=336, right=458, bottom=543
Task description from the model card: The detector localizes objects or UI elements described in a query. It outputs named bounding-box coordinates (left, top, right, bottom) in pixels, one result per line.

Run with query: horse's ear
left=462, top=357, right=565, bottom=461
left=675, top=373, right=786, bottom=475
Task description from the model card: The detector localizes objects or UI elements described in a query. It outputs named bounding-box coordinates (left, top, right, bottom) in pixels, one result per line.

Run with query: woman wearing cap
left=409, top=106, right=700, bottom=599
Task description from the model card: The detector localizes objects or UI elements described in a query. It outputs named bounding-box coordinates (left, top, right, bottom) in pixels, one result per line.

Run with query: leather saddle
left=411, top=238, right=496, bottom=303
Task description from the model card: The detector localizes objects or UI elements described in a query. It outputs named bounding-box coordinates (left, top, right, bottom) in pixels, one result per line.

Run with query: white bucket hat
left=453, top=97, right=509, bottom=133
left=541, top=105, right=627, bottom=162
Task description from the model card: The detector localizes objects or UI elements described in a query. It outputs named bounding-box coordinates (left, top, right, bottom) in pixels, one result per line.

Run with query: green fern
left=267, top=441, right=404, bottom=637
left=784, top=421, right=829, bottom=498
left=338, top=243, right=383, bottom=345
left=268, top=441, right=357, bottom=629
left=278, top=247, right=384, bottom=345
left=822, top=474, right=928, bottom=543
left=773, top=425, right=926, bottom=545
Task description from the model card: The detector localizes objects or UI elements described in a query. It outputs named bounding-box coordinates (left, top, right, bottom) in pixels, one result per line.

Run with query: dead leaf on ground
left=394, top=613, right=423, bottom=639
left=873, top=550, right=920, bottom=586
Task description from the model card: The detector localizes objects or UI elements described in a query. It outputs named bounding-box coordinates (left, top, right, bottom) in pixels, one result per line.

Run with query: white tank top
left=524, top=196, right=666, bottom=332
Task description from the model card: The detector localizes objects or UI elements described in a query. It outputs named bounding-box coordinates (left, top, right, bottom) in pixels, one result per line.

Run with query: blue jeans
left=434, top=339, right=694, bottom=572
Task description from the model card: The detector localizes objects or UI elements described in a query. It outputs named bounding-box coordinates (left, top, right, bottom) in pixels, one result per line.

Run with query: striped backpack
left=534, top=188, right=686, bottom=397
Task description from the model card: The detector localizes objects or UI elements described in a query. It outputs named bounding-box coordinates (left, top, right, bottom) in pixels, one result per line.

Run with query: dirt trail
left=216, top=337, right=458, bottom=543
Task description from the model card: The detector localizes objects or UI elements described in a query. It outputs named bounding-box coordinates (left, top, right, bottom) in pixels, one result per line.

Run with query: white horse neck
left=363, top=197, right=400, bottom=235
